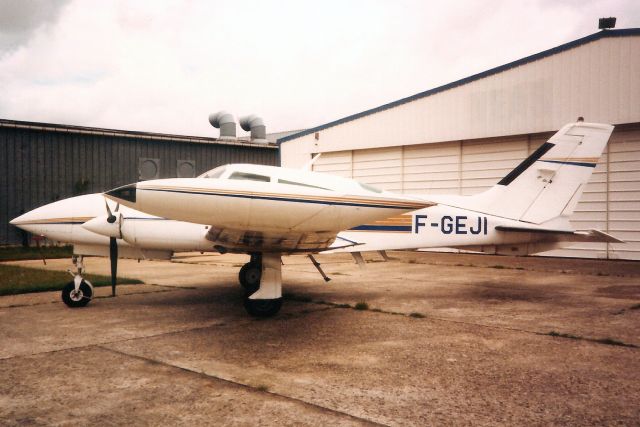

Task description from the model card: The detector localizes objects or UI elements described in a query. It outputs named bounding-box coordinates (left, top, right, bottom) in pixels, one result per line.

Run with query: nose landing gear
left=61, top=255, right=94, bottom=308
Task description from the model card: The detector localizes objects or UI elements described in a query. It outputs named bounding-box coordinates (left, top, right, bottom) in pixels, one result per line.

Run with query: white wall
left=281, top=35, right=640, bottom=161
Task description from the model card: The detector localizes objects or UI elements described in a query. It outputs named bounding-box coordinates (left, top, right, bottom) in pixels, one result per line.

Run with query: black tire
left=239, top=263, right=261, bottom=294
left=244, top=297, right=282, bottom=317
left=61, top=280, right=92, bottom=308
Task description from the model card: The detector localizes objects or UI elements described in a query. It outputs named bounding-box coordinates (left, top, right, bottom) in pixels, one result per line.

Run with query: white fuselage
left=106, top=164, right=429, bottom=234
left=11, top=192, right=567, bottom=259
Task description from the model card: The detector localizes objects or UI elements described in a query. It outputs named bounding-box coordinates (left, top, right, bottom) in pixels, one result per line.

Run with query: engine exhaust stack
left=209, top=111, right=236, bottom=140
left=239, top=114, right=267, bottom=143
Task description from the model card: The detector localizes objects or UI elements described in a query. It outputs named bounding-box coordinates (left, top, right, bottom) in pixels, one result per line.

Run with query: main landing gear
left=238, top=252, right=282, bottom=317
left=61, top=255, right=94, bottom=308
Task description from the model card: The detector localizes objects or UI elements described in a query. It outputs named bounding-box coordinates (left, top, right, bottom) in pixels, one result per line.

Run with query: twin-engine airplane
left=11, top=121, right=621, bottom=316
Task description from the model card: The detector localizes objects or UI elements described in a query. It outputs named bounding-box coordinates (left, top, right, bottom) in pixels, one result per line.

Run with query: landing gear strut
left=61, top=255, right=94, bottom=308
left=239, top=252, right=283, bottom=317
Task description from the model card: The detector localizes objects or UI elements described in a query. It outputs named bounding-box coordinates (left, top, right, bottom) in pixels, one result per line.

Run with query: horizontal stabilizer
left=496, top=226, right=623, bottom=243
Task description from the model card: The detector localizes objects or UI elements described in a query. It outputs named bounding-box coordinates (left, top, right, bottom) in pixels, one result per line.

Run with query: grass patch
left=0, top=245, right=73, bottom=261
left=354, top=301, right=369, bottom=310
left=490, top=265, right=506, bottom=269
left=0, top=264, right=143, bottom=296
left=409, top=312, right=426, bottom=318
left=255, top=384, right=269, bottom=392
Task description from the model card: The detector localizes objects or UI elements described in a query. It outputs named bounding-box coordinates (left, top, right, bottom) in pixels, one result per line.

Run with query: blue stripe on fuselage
left=349, top=225, right=412, bottom=232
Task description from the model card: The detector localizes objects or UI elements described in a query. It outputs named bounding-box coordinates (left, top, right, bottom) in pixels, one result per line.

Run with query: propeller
left=105, top=200, right=119, bottom=296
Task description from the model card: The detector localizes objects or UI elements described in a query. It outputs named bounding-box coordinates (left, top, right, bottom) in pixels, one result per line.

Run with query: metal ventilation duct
left=209, top=111, right=236, bottom=140
left=239, top=115, right=267, bottom=142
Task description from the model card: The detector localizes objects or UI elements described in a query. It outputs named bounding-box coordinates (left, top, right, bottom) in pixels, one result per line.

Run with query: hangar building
left=279, top=28, right=640, bottom=260
left=0, top=119, right=278, bottom=246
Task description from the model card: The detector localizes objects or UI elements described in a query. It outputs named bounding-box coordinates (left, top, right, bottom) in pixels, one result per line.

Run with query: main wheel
left=244, top=298, right=282, bottom=317
left=61, top=280, right=93, bottom=308
left=239, top=263, right=261, bottom=294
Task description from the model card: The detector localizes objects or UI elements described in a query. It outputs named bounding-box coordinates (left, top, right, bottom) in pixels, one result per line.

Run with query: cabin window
left=358, top=182, right=383, bottom=193
left=278, top=179, right=329, bottom=191
left=229, top=171, right=271, bottom=182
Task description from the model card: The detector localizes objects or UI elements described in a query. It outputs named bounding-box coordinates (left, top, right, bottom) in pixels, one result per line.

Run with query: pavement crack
left=96, top=345, right=387, bottom=427
left=284, top=296, right=640, bottom=350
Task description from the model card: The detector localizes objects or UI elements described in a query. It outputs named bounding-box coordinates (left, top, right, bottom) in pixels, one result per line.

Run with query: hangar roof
left=0, top=118, right=278, bottom=149
left=278, top=28, right=640, bottom=145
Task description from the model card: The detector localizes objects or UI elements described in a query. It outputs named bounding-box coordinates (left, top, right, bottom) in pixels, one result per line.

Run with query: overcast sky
left=0, top=0, right=638, bottom=137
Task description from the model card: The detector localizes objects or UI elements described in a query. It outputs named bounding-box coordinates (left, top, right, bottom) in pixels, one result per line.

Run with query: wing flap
left=495, top=225, right=623, bottom=243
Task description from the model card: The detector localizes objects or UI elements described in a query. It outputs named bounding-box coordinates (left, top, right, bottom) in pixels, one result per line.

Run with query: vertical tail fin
left=442, top=122, right=614, bottom=224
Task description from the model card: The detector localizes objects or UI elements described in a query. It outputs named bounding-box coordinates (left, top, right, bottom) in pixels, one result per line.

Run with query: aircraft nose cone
left=105, top=183, right=137, bottom=203
left=9, top=212, right=29, bottom=226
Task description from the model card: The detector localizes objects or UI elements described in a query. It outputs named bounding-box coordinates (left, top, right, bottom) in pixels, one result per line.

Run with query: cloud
left=0, top=0, right=71, bottom=53
left=0, top=0, right=638, bottom=136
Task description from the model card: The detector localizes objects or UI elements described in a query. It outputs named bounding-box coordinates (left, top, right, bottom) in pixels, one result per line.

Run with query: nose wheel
left=62, top=280, right=93, bottom=307
left=239, top=252, right=283, bottom=317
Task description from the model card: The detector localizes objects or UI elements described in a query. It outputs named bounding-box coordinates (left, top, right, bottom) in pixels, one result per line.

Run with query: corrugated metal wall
left=0, top=122, right=278, bottom=245
left=313, top=126, right=640, bottom=260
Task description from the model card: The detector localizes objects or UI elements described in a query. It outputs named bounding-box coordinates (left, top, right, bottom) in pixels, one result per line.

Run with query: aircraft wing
left=205, top=226, right=341, bottom=253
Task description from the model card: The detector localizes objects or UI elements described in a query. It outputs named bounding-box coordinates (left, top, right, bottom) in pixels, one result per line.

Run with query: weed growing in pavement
left=546, top=331, right=638, bottom=348
left=595, top=337, right=628, bottom=347
left=354, top=301, right=369, bottom=310
left=548, top=331, right=581, bottom=339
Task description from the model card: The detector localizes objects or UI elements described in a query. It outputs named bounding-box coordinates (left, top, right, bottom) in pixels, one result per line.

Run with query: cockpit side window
left=229, top=171, right=271, bottom=182
left=277, top=179, right=329, bottom=191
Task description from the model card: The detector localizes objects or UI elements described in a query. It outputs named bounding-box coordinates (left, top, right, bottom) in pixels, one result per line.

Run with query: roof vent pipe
left=209, top=111, right=236, bottom=140
left=239, top=115, right=267, bottom=142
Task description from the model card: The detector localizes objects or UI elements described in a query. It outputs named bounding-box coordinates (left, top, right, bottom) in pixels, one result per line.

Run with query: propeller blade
left=105, top=200, right=116, bottom=223
left=109, top=237, right=118, bottom=296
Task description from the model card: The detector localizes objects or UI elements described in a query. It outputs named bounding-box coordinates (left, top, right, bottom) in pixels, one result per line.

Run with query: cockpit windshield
left=198, top=166, right=226, bottom=179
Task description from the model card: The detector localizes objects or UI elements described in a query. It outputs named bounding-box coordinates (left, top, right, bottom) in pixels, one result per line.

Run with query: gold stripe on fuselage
left=11, top=216, right=95, bottom=225
left=140, top=186, right=430, bottom=209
